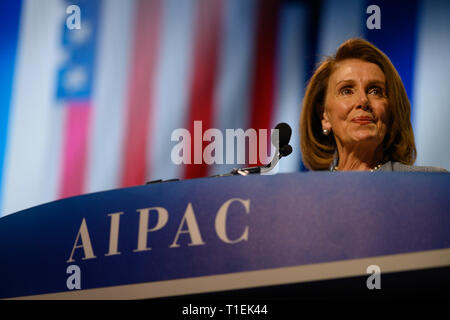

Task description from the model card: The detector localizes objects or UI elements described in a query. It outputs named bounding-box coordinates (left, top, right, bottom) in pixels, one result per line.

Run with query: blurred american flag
left=0, top=0, right=449, bottom=216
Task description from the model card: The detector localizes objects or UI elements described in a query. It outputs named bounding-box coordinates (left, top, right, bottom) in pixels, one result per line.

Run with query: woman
left=300, top=38, right=447, bottom=172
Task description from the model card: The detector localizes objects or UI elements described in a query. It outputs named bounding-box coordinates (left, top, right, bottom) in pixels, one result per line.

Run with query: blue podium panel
left=0, top=172, right=449, bottom=299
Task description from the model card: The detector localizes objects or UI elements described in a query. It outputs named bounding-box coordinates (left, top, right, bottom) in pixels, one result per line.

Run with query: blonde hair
left=300, top=38, right=416, bottom=170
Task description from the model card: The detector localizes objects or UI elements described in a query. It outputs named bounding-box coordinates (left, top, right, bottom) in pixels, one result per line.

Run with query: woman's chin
left=350, top=133, right=382, bottom=144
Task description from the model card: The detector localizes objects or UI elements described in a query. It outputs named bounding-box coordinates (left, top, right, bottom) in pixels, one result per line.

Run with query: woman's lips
left=351, top=116, right=374, bottom=124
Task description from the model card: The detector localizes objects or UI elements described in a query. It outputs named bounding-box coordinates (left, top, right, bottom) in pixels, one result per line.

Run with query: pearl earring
left=322, top=129, right=330, bottom=136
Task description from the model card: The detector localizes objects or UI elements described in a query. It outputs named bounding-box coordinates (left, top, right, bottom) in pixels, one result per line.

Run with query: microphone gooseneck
left=229, top=122, right=293, bottom=176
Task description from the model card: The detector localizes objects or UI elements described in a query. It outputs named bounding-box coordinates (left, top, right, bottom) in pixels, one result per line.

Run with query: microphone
left=279, top=144, right=293, bottom=157
left=273, top=122, right=291, bottom=148
left=229, top=122, right=293, bottom=176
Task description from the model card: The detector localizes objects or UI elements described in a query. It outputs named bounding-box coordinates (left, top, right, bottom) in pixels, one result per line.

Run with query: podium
left=0, top=172, right=449, bottom=299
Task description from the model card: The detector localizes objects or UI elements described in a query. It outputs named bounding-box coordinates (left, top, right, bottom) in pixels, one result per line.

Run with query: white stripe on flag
left=272, top=2, right=307, bottom=173
left=1, top=0, right=66, bottom=217
left=317, top=0, right=364, bottom=57
left=86, top=0, right=136, bottom=193
left=147, top=0, right=196, bottom=181
left=413, top=0, right=450, bottom=170
left=210, top=0, right=257, bottom=176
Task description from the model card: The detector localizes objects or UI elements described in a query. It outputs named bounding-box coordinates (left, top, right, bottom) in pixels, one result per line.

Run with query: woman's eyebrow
left=367, top=80, right=386, bottom=87
left=335, top=79, right=355, bottom=87
left=335, top=79, right=386, bottom=87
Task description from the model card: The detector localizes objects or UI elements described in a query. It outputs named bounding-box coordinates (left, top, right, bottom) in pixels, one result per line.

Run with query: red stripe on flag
left=59, top=103, right=92, bottom=199
left=249, top=0, right=280, bottom=166
left=183, top=0, right=224, bottom=179
left=121, top=0, right=163, bottom=187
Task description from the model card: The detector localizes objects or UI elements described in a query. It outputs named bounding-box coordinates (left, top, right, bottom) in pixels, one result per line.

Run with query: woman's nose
left=356, top=91, right=370, bottom=110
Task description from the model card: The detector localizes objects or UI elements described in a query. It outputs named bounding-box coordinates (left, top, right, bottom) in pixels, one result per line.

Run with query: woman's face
left=322, top=59, right=389, bottom=150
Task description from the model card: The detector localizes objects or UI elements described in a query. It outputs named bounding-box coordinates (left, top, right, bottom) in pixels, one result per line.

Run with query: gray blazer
left=379, top=161, right=449, bottom=172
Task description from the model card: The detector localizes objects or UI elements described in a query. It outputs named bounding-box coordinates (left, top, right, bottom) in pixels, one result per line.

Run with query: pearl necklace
left=332, top=164, right=382, bottom=172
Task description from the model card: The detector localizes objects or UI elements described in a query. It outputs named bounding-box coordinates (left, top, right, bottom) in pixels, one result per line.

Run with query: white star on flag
left=63, top=65, right=87, bottom=92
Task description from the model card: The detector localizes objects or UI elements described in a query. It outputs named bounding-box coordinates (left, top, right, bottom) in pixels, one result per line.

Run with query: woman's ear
left=320, top=106, right=331, bottom=131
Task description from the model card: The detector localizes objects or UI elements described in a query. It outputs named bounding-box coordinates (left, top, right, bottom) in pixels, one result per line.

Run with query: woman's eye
left=340, top=87, right=353, bottom=95
left=369, top=87, right=384, bottom=96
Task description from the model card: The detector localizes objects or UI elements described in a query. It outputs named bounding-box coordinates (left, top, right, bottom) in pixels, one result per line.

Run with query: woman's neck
left=335, top=144, right=384, bottom=171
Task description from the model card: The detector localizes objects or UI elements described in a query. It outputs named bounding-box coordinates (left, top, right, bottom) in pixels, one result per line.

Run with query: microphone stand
left=228, top=144, right=292, bottom=176
left=208, top=144, right=292, bottom=178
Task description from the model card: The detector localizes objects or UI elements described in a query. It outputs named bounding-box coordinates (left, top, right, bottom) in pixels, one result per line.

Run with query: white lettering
left=366, top=5, right=381, bottom=30
left=182, top=304, right=216, bottom=317
left=226, top=128, right=257, bottom=164
left=366, top=265, right=381, bottom=289
left=134, top=207, right=169, bottom=252
left=171, top=128, right=191, bottom=164
left=203, top=128, right=223, bottom=165
left=105, top=212, right=124, bottom=256
left=170, top=203, right=206, bottom=248
left=66, top=5, right=81, bottom=30
left=194, top=121, right=203, bottom=164
left=66, top=265, right=81, bottom=290
left=67, top=218, right=96, bottom=263
left=215, top=198, right=250, bottom=244
left=171, top=123, right=280, bottom=166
